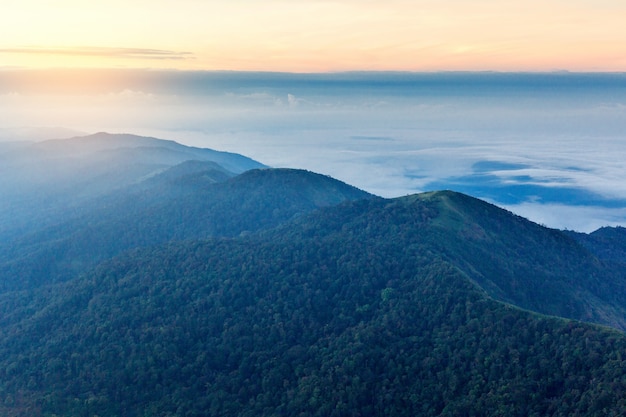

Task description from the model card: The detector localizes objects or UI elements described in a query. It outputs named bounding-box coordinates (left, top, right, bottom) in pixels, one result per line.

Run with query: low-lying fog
left=2, top=70, right=626, bottom=232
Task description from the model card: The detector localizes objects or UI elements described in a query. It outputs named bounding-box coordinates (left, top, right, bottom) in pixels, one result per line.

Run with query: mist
left=2, top=70, right=626, bottom=231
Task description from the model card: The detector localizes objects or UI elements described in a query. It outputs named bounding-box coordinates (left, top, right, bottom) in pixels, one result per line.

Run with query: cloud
left=285, top=93, right=318, bottom=108
left=103, top=89, right=156, bottom=101
left=350, top=135, right=395, bottom=141
left=499, top=203, right=626, bottom=233
left=0, top=47, right=194, bottom=60
left=0, top=127, right=86, bottom=143
left=287, top=94, right=300, bottom=107
left=0, top=92, right=21, bottom=99
left=3, top=71, right=626, bottom=231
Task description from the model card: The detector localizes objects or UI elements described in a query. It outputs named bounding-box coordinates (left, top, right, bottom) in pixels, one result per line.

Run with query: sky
left=1, top=1, right=626, bottom=232
left=2, top=0, right=626, bottom=72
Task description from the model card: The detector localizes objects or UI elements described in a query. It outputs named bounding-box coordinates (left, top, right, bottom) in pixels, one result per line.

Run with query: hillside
left=33, top=132, right=264, bottom=174
left=0, top=191, right=625, bottom=416
left=566, top=226, right=626, bottom=265
left=0, top=165, right=372, bottom=291
left=1, top=134, right=626, bottom=416
left=0, top=132, right=265, bottom=240
left=407, top=191, right=626, bottom=330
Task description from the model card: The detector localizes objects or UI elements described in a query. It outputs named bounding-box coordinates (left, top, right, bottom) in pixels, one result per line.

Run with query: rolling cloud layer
left=1, top=70, right=626, bottom=231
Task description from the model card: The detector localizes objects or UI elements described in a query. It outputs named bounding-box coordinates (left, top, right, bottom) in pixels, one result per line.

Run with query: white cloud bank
left=2, top=71, right=626, bottom=232
left=500, top=203, right=626, bottom=233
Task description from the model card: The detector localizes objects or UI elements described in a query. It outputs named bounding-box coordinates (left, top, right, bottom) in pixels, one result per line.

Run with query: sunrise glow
left=2, top=0, right=625, bottom=72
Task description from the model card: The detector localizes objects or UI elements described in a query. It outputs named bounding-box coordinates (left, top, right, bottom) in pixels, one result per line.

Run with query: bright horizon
left=3, top=1, right=626, bottom=232
left=2, top=0, right=626, bottom=73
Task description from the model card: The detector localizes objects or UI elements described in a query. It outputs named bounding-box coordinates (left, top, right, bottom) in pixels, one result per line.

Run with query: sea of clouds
left=2, top=71, right=626, bottom=232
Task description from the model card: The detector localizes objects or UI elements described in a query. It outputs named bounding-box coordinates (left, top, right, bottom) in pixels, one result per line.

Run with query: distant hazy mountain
left=0, top=132, right=265, bottom=240
left=33, top=132, right=263, bottom=173
left=1, top=133, right=626, bottom=416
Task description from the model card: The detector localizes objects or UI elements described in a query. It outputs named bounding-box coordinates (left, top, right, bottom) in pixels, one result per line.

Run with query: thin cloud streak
left=3, top=0, right=626, bottom=71
left=0, top=47, right=194, bottom=60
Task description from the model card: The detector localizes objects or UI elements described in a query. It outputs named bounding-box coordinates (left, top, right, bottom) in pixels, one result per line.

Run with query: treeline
left=0, top=168, right=372, bottom=292
left=0, top=194, right=625, bottom=416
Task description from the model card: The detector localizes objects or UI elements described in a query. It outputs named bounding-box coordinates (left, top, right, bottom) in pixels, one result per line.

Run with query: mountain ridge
left=0, top=132, right=265, bottom=241
left=35, top=132, right=265, bottom=174
left=263, top=190, right=626, bottom=331
left=1, top=132, right=626, bottom=416
left=1, top=188, right=625, bottom=416
left=0, top=165, right=373, bottom=292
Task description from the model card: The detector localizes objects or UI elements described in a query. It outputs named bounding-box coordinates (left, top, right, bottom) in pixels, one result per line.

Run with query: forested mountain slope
left=404, top=191, right=626, bottom=330
left=566, top=226, right=626, bottom=265
left=0, top=166, right=372, bottom=292
left=0, top=191, right=625, bottom=416
left=2, top=134, right=626, bottom=416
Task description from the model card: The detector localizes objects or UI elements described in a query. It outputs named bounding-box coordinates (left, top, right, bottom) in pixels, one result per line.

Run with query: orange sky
left=1, top=0, right=625, bottom=72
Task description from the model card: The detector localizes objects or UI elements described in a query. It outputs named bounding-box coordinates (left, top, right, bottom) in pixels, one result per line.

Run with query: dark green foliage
left=2, top=143, right=626, bottom=417
left=566, top=226, right=626, bottom=265
left=408, top=192, right=626, bottom=330
left=0, top=193, right=625, bottom=416
left=0, top=167, right=372, bottom=291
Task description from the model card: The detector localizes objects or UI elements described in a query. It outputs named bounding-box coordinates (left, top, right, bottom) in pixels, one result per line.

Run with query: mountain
left=32, top=132, right=263, bottom=173
left=0, top=132, right=265, bottom=240
left=2, top=133, right=626, bottom=415
left=0, top=165, right=372, bottom=291
left=0, top=190, right=625, bottom=416
left=565, top=226, right=626, bottom=265
left=404, top=191, right=626, bottom=330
